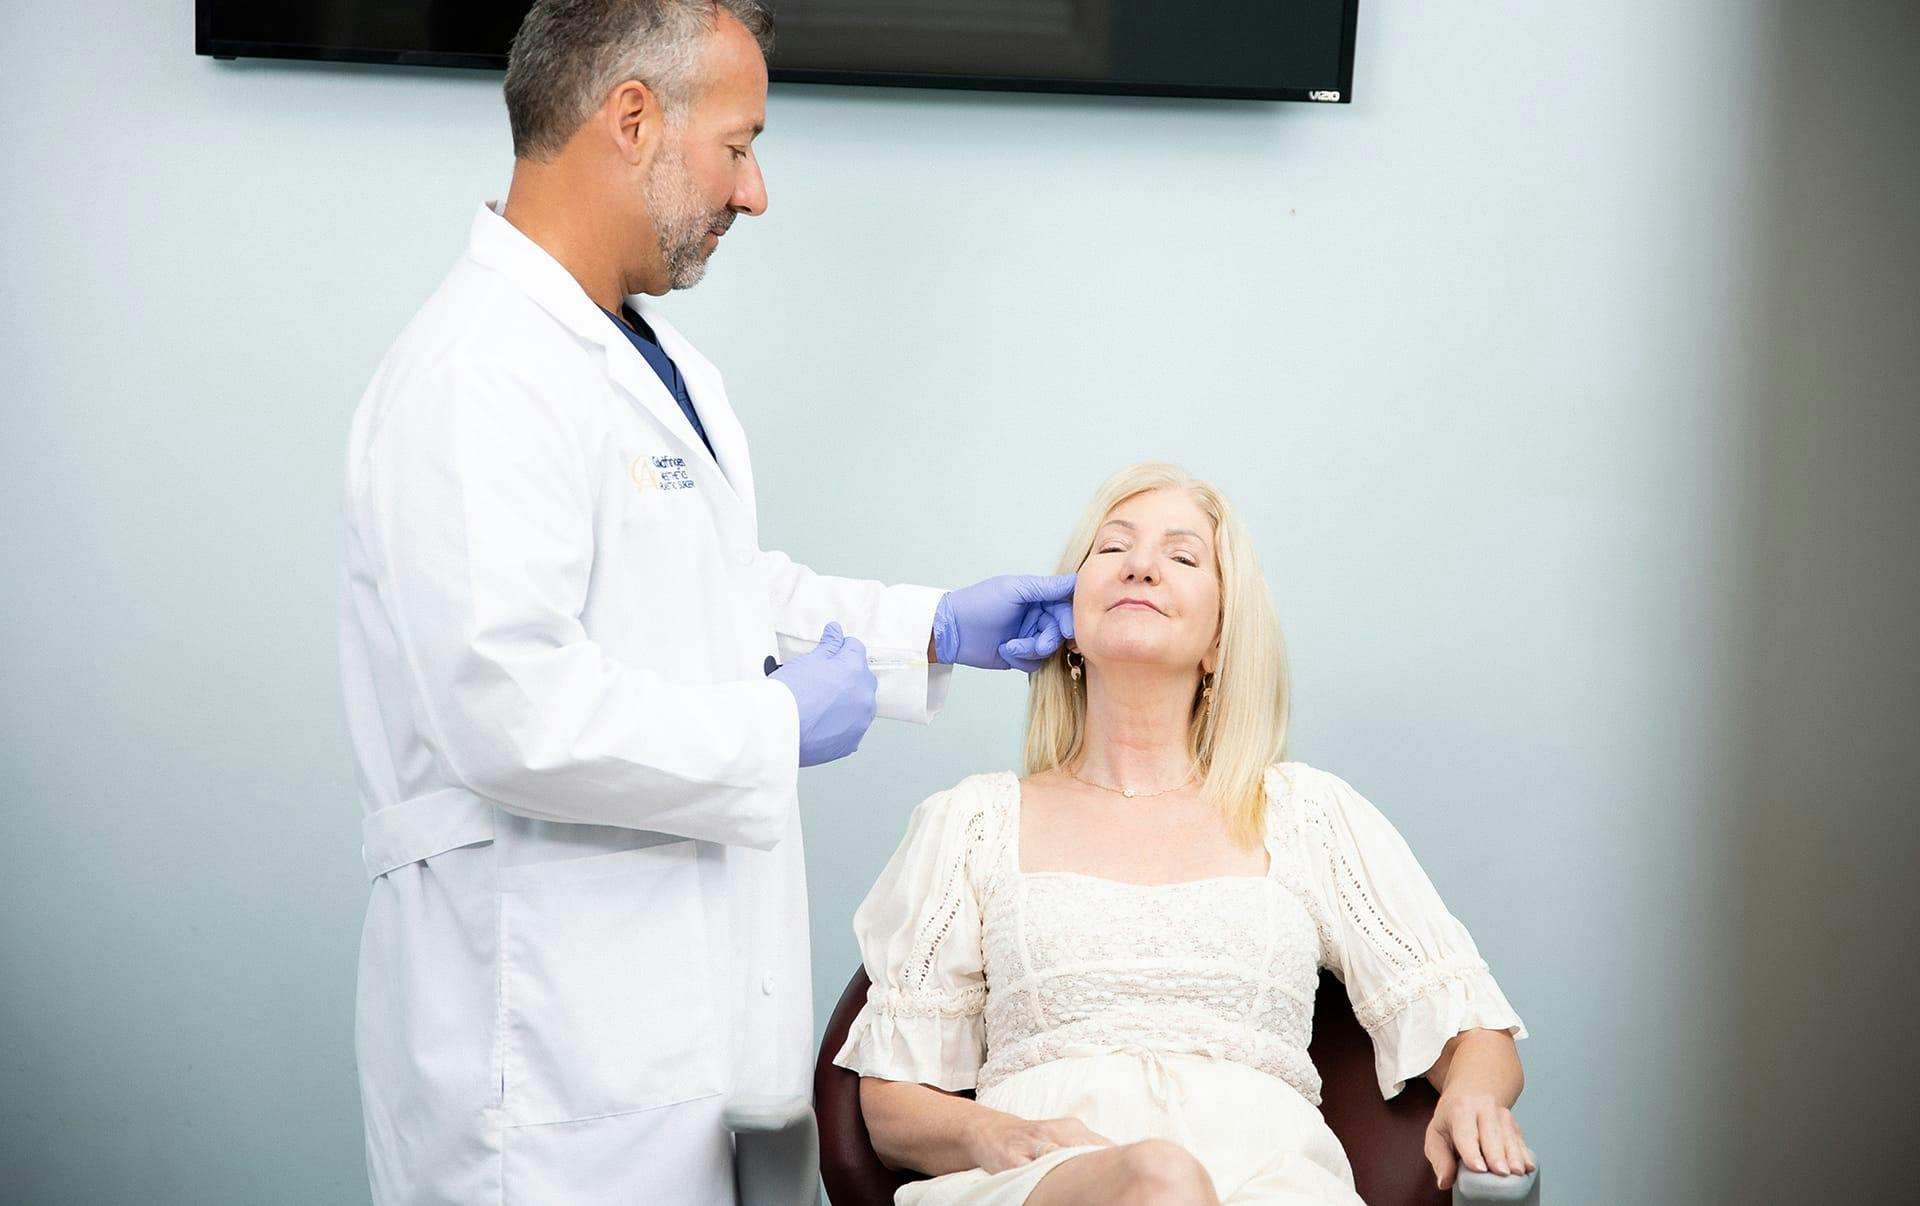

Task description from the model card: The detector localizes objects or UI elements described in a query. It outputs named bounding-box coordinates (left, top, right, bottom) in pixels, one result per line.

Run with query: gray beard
left=646, top=148, right=723, bottom=291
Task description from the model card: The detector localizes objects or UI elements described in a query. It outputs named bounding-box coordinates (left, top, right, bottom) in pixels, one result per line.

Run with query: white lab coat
left=340, top=204, right=951, bottom=1205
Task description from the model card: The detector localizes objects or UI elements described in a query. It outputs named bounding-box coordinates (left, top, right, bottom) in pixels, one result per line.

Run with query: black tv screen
left=196, top=1, right=1358, bottom=103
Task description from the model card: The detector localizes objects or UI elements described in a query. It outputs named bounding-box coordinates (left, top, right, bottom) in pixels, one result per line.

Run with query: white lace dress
left=831, top=763, right=1526, bottom=1205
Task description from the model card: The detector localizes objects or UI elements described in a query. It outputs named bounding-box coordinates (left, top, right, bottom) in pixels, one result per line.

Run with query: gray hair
left=505, top=0, right=774, bottom=161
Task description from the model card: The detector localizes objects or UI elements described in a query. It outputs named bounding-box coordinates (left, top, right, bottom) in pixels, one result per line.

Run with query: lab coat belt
left=361, top=787, right=497, bottom=880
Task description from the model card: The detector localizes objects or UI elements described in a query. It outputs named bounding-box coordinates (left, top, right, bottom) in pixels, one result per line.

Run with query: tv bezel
left=193, top=0, right=1359, bottom=104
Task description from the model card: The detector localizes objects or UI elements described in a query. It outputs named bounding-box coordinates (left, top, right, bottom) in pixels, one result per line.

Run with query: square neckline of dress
left=1005, top=772, right=1278, bottom=889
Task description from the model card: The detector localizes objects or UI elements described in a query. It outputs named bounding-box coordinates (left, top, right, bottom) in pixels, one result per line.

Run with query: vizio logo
left=1309, top=90, right=1342, bottom=102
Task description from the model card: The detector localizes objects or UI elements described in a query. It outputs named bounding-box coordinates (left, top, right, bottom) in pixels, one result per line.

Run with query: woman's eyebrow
left=1099, top=519, right=1209, bottom=548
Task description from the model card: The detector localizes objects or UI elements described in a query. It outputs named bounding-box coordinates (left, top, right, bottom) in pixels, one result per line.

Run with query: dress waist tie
left=1057, top=1042, right=1227, bottom=1110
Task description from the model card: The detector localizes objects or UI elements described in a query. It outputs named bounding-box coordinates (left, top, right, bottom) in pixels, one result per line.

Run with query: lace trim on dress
left=1302, top=789, right=1423, bottom=975
left=876, top=984, right=990, bottom=1019
left=977, top=774, right=1020, bottom=910
left=902, top=788, right=1001, bottom=996
left=1265, top=767, right=1337, bottom=967
left=1350, top=957, right=1491, bottom=1032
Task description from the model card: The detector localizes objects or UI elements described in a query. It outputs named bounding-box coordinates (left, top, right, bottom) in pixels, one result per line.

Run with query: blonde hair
left=1022, top=463, right=1290, bottom=846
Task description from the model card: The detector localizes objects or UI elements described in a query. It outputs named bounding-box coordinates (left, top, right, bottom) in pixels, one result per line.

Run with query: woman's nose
left=1121, top=554, right=1159, bottom=583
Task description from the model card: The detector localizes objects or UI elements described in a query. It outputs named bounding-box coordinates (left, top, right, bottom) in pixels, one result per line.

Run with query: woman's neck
left=1073, top=663, right=1200, bottom=793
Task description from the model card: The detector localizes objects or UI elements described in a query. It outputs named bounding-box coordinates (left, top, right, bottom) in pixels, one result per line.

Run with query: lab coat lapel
left=634, top=300, right=758, bottom=522
left=465, top=205, right=745, bottom=517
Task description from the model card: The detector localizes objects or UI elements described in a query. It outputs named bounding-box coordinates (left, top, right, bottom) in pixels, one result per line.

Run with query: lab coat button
left=760, top=973, right=776, bottom=996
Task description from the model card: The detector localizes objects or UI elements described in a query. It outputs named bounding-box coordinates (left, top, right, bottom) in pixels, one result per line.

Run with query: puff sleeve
left=830, top=779, right=1002, bottom=1091
left=1296, top=766, right=1527, bottom=1100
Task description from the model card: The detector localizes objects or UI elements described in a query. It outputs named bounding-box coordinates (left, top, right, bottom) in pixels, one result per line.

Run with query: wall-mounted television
left=196, top=1, right=1359, bottom=104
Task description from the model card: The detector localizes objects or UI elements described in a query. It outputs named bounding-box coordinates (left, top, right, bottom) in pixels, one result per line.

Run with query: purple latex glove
left=770, top=622, right=878, bottom=767
left=931, top=573, right=1077, bottom=672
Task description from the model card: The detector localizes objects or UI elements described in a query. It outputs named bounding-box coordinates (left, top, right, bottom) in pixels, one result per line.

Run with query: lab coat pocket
left=496, top=841, right=722, bottom=1126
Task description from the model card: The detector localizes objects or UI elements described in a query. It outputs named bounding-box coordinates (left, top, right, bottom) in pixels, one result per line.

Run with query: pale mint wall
left=3, top=2, right=1914, bottom=1203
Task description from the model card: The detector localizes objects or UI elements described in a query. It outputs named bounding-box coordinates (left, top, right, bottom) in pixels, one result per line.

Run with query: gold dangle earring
left=1201, top=672, right=1215, bottom=717
left=1067, top=651, right=1083, bottom=684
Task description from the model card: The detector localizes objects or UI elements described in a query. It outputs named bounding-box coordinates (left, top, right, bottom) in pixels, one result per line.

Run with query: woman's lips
left=1109, top=598, right=1164, bottom=614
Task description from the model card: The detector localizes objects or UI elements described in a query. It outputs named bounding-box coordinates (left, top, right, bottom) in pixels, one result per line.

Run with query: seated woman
left=831, top=463, right=1532, bottom=1205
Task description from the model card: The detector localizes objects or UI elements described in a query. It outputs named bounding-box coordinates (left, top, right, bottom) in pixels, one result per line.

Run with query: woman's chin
left=1081, top=647, right=1199, bottom=674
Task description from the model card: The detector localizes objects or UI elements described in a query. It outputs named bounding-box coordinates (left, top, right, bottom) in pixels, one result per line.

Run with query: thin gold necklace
left=1068, top=764, right=1196, bottom=800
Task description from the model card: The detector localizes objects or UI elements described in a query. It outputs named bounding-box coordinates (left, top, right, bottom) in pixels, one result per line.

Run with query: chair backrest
left=813, top=967, right=1449, bottom=1206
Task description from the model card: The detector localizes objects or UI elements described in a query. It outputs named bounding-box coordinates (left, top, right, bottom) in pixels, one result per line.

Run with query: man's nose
left=733, top=157, right=768, bottom=217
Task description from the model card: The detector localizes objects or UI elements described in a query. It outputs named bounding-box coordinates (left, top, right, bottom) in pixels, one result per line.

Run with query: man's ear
left=605, top=79, right=665, bottom=168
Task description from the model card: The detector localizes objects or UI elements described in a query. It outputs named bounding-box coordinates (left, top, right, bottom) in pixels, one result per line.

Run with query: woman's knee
left=1112, top=1139, right=1217, bottom=1206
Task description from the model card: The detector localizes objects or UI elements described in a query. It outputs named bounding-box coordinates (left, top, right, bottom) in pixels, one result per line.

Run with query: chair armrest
left=1452, top=1159, right=1539, bottom=1205
left=724, top=1094, right=820, bottom=1206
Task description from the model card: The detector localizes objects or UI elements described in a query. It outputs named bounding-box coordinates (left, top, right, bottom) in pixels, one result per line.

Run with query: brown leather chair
left=813, top=967, right=1530, bottom=1205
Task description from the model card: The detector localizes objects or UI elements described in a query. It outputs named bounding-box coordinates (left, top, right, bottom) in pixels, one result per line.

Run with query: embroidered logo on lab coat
left=630, top=454, right=697, bottom=493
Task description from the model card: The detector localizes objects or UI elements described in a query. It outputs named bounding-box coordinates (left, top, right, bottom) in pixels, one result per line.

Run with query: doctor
left=338, top=2, right=1073, bottom=1202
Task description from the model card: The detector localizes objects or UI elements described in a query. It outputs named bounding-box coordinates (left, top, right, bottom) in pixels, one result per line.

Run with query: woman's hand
left=963, top=1111, right=1113, bottom=1174
left=1423, top=1091, right=1534, bottom=1191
